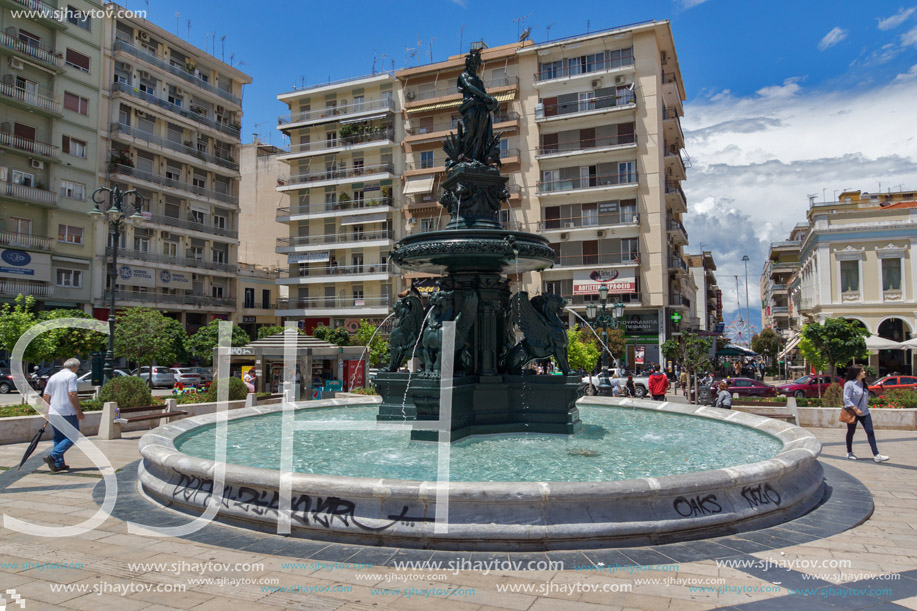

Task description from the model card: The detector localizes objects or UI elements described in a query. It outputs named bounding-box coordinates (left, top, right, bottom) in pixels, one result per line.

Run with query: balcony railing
left=278, top=163, right=395, bottom=187
left=666, top=219, right=688, bottom=241
left=662, top=106, right=681, bottom=120
left=556, top=292, right=642, bottom=307
left=534, top=59, right=634, bottom=83
left=550, top=252, right=640, bottom=267
left=406, top=112, right=520, bottom=136
left=405, top=75, right=518, bottom=102
left=1, top=182, right=58, bottom=206
left=665, top=180, right=686, bottom=204
left=537, top=92, right=635, bottom=121
left=771, top=240, right=802, bottom=249
left=276, top=197, right=393, bottom=218
left=107, top=247, right=238, bottom=273
left=275, top=296, right=391, bottom=310
left=280, top=262, right=391, bottom=279
left=537, top=133, right=636, bottom=155
left=405, top=149, right=519, bottom=172
left=0, top=230, right=52, bottom=250
left=112, top=40, right=241, bottom=106
left=109, top=164, right=238, bottom=206
left=0, top=80, right=60, bottom=113
left=111, top=82, right=240, bottom=138
left=537, top=171, right=638, bottom=194
left=0, top=280, right=52, bottom=297
left=538, top=212, right=639, bottom=231
left=771, top=283, right=788, bottom=292
left=278, top=97, right=396, bottom=127
left=283, top=129, right=395, bottom=156
left=668, top=257, right=688, bottom=272
left=669, top=293, right=690, bottom=307
left=277, top=229, right=394, bottom=248
left=105, top=290, right=236, bottom=309
left=111, top=123, right=238, bottom=171
left=8, top=0, right=65, bottom=23
left=0, top=131, right=59, bottom=158
left=144, top=213, right=238, bottom=239
left=0, top=31, right=63, bottom=68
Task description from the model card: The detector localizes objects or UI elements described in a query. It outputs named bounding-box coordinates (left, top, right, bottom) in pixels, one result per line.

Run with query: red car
left=868, top=375, right=917, bottom=398
left=777, top=375, right=843, bottom=399
left=710, top=377, right=777, bottom=397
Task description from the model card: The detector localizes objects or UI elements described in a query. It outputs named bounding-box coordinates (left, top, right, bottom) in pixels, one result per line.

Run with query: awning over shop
left=339, top=113, right=388, bottom=124
left=403, top=176, right=435, bottom=195
left=340, top=212, right=388, bottom=225
left=716, top=345, right=757, bottom=357
left=865, top=335, right=904, bottom=350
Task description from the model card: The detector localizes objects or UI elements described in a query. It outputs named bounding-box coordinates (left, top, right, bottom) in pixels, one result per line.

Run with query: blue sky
left=122, top=0, right=917, bottom=334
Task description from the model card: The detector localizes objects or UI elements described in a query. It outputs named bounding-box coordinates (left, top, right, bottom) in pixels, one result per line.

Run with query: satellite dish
left=519, top=27, right=531, bottom=42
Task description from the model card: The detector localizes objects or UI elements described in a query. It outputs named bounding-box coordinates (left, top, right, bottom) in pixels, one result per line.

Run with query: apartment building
left=787, top=189, right=917, bottom=375
left=94, top=4, right=251, bottom=333
left=0, top=0, right=103, bottom=312
left=234, top=263, right=281, bottom=339
left=238, top=140, right=287, bottom=268
left=686, top=251, right=719, bottom=331
left=274, top=72, right=401, bottom=332
left=760, top=223, right=806, bottom=337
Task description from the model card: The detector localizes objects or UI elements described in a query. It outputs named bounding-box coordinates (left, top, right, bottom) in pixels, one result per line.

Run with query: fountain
left=374, top=48, right=585, bottom=441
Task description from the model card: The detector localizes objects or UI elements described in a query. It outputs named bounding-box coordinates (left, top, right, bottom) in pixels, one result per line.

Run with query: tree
left=576, top=326, right=624, bottom=368
left=312, top=324, right=350, bottom=346
left=113, top=308, right=184, bottom=384
left=353, top=320, right=390, bottom=368
left=797, top=336, right=829, bottom=399
left=751, top=328, right=780, bottom=368
left=801, top=318, right=869, bottom=375
left=0, top=295, right=49, bottom=364
left=661, top=338, right=680, bottom=363
left=38, top=309, right=106, bottom=361
left=662, top=332, right=713, bottom=403
left=566, top=328, right=600, bottom=373
left=184, top=319, right=251, bottom=365
left=257, top=325, right=288, bottom=339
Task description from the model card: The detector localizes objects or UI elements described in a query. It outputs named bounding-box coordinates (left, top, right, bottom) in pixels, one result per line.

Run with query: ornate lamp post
left=585, top=284, right=625, bottom=370
left=89, top=185, right=144, bottom=383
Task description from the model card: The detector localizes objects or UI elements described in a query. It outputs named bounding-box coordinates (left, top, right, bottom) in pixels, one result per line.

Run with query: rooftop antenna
left=459, top=23, right=465, bottom=53
left=174, top=12, right=179, bottom=35
left=546, top=22, right=555, bottom=41
left=519, top=26, right=531, bottom=42
left=221, top=35, right=225, bottom=62
left=371, top=50, right=378, bottom=74
left=807, top=193, right=817, bottom=206
left=230, top=52, right=235, bottom=66
left=587, top=19, right=591, bottom=33
left=513, top=13, right=532, bottom=39
left=429, top=37, right=435, bottom=63
left=144, top=0, right=149, bottom=13
left=186, top=19, right=190, bottom=40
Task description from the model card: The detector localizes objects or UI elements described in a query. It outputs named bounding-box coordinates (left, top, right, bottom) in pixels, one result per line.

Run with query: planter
left=732, top=399, right=788, bottom=407
left=797, top=407, right=917, bottom=430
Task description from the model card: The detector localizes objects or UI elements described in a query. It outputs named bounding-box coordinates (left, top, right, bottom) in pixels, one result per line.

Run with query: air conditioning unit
left=139, top=70, right=151, bottom=80
left=30, top=159, right=44, bottom=170
left=560, top=232, right=569, bottom=241
left=615, top=76, right=625, bottom=84
left=534, top=102, right=544, bottom=119
left=405, top=91, right=416, bottom=100
left=591, top=79, right=601, bottom=89
left=563, top=221, right=575, bottom=228
left=597, top=230, right=606, bottom=238
left=9, top=57, right=24, bottom=71
left=176, top=87, right=183, bottom=95
left=139, top=31, right=149, bottom=40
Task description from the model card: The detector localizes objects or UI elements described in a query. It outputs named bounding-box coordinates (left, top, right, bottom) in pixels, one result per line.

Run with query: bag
left=839, top=407, right=857, bottom=424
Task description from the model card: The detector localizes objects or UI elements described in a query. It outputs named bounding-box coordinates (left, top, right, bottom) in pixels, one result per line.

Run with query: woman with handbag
left=843, top=365, right=888, bottom=462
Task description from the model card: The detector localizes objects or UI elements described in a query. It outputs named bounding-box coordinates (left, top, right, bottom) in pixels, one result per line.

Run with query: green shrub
left=175, top=391, right=207, bottom=405
left=97, top=376, right=153, bottom=409
left=797, top=397, right=822, bottom=407
left=822, top=383, right=844, bottom=407
left=201, top=377, right=249, bottom=402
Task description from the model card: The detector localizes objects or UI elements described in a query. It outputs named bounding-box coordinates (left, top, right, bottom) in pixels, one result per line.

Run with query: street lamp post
left=585, top=284, right=625, bottom=371
left=742, top=254, right=751, bottom=343
left=89, top=185, right=145, bottom=383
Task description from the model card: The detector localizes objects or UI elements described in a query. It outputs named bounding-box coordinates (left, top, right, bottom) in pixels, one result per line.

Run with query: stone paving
left=0, top=425, right=915, bottom=610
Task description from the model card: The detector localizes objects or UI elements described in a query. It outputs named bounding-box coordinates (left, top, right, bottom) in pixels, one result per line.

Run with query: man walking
left=648, top=364, right=669, bottom=401
left=42, top=358, right=84, bottom=472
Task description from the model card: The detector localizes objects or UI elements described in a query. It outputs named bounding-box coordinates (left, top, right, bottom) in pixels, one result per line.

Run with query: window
left=577, top=91, right=596, bottom=112
left=12, top=170, right=34, bottom=187
left=840, top=260, right=859, bottom=292
left=67, top=6, right=91, bottom=30
left=213, top=214, right=226, bottom=230
left=56, top=269, right=82, bottom=288
left=420, top=217, right=437, bottom=232
left=244, top=288, right=255, bottom=308
left=582, top=204, right=598, bottom=226
left=10, top=217, right=32, bottom=235
left=212, top=285, right=224, bottom=298
left=352, top=95, right=364, bottom=112
left=189, top=246, right=203, bottom=261
left=18, top=28, right=40, bottom=46
left=262, top=289, right=271, bottom=309
left=419, top=151, right=434, bottom=169
left=58, top=224, right=83, bottom=244
left=60, top=179, right=86, bottom=200
left=608, top=47, right=634, bottom=68
left=63, top=92, right=89, bottom=115
left=192, top=174, right=206, bottom=189
left=133, top=233, right=150, bottom=252
left=213, top=249, right=226, bottom=264
left=139, top=81, right=154, bottom=94
left=65, top=48, right=91, bottom=72
left=13, top=122, right=35, bottom=143
left=539, top=60, right=563, bottom=80
left=882, top=258, right=901, bottom=291
left=62, top=135, right=87, bottom=158
left=353, top=285, right=364, bottom=305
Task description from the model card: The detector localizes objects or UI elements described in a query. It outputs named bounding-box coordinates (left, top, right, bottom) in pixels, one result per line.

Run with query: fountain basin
left=137, top=397, right=824, bottom=551
left=389, top=229, right=556, bottom=275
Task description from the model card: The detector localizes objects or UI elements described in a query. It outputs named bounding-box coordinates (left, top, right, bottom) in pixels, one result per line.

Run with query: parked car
left=189, top=367, right=213, bottom=384
left=710, top=377, right=777, bottom=398
left=29, top=366, right=89, bottom=392
left=585, top=369, right=651, bottom=398
left=868, top=375, right=917, bottom=398
left=134, top=366, right=176, bottom=388
left=76, top=369, right=128, bottom=392
left=776, top=375, right=844, bottom=399
left=0, top=368, right=16, bottom=394
left=170, top=367, right=202, bottom=387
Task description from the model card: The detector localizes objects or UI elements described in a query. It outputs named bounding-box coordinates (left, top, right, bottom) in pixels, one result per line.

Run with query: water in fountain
left=400, top=307, right=435, bottom=418
left=347, top=311, right=397, bottom=392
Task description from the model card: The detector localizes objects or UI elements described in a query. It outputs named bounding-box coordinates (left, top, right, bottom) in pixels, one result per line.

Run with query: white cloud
left=755, top=77, right=803, bottom=99
left=895, top=64, right=917, bottom=80
left=818, top=27, right=848, bottom=51
left=902, top=24, right=917, bottom=46
left=678, top=0, right=711, bottom=8
left=450, top=0, right=467, bottom=7
left=877, top=7, right=916, bottom=30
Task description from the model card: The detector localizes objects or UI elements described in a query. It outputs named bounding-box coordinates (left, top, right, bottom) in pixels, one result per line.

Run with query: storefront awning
left=403, top=176, right=435, bottom=195
left=340, top=212, right=388, bottom=226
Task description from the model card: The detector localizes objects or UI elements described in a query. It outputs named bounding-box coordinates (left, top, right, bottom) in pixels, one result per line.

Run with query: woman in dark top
left=625, top=375, right=636, bottom=398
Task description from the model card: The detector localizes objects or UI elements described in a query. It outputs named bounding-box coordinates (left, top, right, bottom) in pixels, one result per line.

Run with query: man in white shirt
left=42, top=358, right=84, bottom=472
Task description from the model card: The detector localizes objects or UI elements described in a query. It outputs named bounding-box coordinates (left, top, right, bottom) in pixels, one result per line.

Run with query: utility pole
left=742, top=255, right=751, bottom=345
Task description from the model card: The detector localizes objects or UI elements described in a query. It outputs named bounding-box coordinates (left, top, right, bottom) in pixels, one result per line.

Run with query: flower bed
left=731, top=397, right=787, bottom=406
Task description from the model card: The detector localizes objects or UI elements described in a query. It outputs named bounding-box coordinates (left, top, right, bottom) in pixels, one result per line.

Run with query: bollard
left=99, top=401, right=121, bottom=440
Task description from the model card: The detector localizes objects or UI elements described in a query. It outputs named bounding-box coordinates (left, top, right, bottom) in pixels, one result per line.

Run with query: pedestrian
left=679, top=370, right=689, bottom=397
left=844, top=365, right=889, bottom=462
left=713, top=380, right=732, bottom=409
left=610, top=373, right=621, bottom=396
left=42, top=358, right=84, bottom=472
left=648, top=364, right=669, bottom=401
left=243, top=369, right=255, bottom=393
left=625, top=375, right=636, bottom=398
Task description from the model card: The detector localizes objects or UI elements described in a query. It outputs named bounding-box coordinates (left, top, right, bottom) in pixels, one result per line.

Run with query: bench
left=114, top=404, right=188, bottom=424
left=99, top=399, right=187, bottom=440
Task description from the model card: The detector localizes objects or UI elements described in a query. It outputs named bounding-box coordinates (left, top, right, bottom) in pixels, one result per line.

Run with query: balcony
left=107, top=247, right=238, bottom=273
left=0, top=31, right=63, bottom=69
left=110, top=82, right=240, bottom=138
left=556, top=292, right=642, bottom=308
left=276, top=229, right=394, bottom=252
left=112, top=40, right=241, bottom=107
left=6, top=0, right=66, bottom=27
left=405, top=112, right=519, bottom=142
left=772, top=306, right=790, bottom=316
left=0, top=80, right=60, bottom=114
left=536, top=92, right=636, bottom=123
left=0, top=131, right=59, bottom=159
left=667, top=257, right=688, bottom=272
left=405, top=149, right=520, bottom=173
left=664, top=147, right=688, bottom=178
left=404, top=75, right=518, bottom=103
left=534, top=59, right=634, bottom=84
left=111, top=123, right=238, bottom=171
left=278, top=262, right=391, bottom=282
left=770, top=261, right=799, bottom=272
left=278, top=128, right=395, bottom=159
left=669, top=293, right=690, bottom=308
left=276, top=197, right=393, bottom=221
left=104, top=290, right=236, bottom=309
left=278, top=97, right=395, bottom=129
left=143, top=213, right=238, bottom=239
left=109, top=164, right=239, bottom=206
left=666, top=219, right=688, bottom=245
left=536, top=171, right=638, bottom=196
left=275, top=295, right=390, bottom=316
left=537, top=212, right=639, bottom=232
left=665, top=180, right=686, bottom=213
left=662, top=106, right=684, bottom=146
left=550, top=252, right=640, bottom=268
left=536, top=134, right=636, bottom=159
left=0, top=230, right=52, bottom=251
left=277, top=163, right=395, bottom=191
left=770, top=240, right=802, bottom=250
left=0, top=182, right=58, bottom=206
left=0, top=279, right=52, bottom=297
